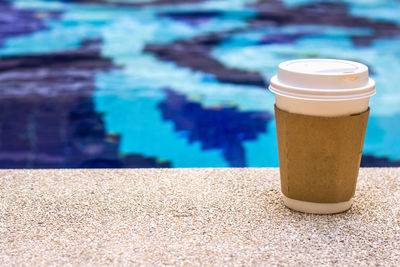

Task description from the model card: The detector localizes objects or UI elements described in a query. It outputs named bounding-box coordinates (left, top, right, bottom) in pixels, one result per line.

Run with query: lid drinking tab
left=285, top=59, right=360, bottom=74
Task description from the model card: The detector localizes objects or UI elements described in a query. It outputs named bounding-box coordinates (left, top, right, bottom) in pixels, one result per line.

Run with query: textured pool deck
left=1, top=168, right=399, bottom=266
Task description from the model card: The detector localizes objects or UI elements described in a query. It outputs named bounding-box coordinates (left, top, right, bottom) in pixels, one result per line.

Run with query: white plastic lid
left=269, top=59, right=376, bottom=100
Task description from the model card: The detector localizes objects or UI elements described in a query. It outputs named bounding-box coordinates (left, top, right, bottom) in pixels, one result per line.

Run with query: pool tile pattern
left=1, top=0, right=400, bottom=167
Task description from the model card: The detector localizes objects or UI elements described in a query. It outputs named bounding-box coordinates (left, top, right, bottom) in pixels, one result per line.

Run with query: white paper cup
left=269, top=58, right=376, bottom=214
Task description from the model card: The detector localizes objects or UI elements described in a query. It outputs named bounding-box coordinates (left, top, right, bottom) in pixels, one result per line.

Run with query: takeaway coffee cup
left=269, top=59, right=376, bottom=214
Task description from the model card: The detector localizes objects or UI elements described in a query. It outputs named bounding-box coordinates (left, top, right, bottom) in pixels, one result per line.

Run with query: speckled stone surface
left=1, top=168, right=399, bottom=265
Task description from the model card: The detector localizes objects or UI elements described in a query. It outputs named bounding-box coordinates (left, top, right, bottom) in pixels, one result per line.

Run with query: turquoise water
left=0, top=0, right=399, bottom=167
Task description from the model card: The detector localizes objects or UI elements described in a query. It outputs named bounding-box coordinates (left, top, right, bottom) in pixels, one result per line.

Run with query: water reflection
left=1, top=0, right=400, bottom=167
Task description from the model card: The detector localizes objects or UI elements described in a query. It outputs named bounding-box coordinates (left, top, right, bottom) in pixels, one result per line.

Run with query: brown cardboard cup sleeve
left=274, top=105, right=370, bottom=203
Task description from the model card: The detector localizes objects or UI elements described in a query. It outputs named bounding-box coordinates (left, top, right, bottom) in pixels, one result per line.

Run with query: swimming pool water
left=0, top=0, right=399, bottom=168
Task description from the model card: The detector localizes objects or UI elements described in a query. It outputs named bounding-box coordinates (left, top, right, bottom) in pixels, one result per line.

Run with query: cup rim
left=269, top=75, right=376, bottom=101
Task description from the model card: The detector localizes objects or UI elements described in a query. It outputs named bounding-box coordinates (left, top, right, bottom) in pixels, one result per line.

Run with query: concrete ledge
left=1, top=168, right=399, bottom=265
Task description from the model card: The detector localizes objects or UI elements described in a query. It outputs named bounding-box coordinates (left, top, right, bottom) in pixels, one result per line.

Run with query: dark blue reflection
left=0, top=40, right=170, bottom=168
left=0, top=2, right=60, bottom=46
left=158, top=89, right=273, bottom=167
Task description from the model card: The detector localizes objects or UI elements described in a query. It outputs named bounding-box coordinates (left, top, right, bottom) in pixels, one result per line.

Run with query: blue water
left=0, top=0, right=399, bottom=168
